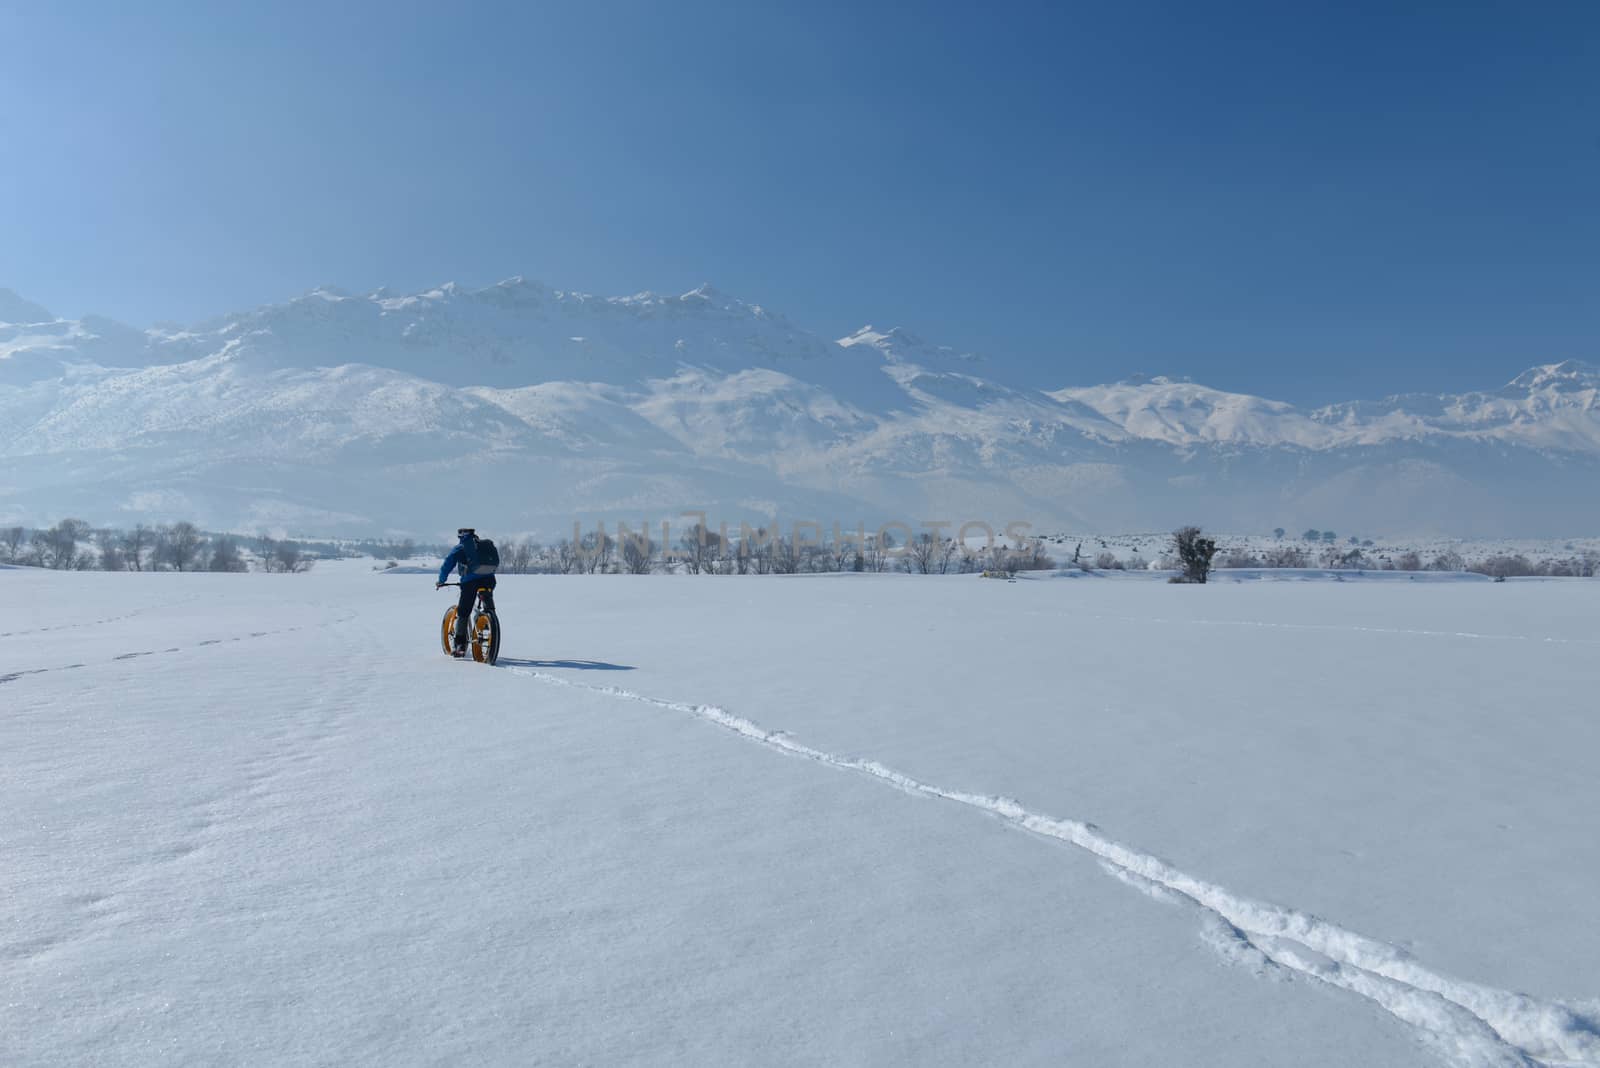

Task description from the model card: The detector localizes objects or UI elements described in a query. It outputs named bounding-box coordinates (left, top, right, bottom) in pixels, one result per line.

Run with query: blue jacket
left=438, top=534, right=480, bottom=585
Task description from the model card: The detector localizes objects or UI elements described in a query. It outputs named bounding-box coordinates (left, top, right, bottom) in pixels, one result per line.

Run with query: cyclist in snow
left=437, top=527, right=498, bottom=657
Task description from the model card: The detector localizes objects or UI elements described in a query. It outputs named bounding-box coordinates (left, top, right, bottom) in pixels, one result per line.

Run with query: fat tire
left=485, top=611, right=501, bottom=665
left=441, top=606, right=459, bottom=656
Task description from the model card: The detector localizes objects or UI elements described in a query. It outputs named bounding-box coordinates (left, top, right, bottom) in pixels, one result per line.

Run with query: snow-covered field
left=3, top=563, right=1598, bottom=1066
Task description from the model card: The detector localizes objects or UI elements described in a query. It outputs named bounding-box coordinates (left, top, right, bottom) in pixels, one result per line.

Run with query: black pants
left=454, top=577, right=497, bottom=648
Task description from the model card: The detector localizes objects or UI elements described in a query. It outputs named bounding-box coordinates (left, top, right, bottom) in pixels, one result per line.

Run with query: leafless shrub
left=1469, top=554, right=1535, bottom=579
left=1262, top=545, right=1308, bottom=568
left=1323, top=547, right=1370, bottom=570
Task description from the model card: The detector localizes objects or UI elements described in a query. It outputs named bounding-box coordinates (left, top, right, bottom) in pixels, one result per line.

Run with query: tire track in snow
left=0, top=595, right=203, bottom=640
left=509, top=666, right=1600, bottom=1068
left=0, top=610, right=356, bottom=684
left=1083, top=613, right=1600, bottom=646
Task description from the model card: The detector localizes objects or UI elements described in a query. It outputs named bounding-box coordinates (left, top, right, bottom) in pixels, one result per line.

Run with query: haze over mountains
left=1, top=281, right=1596, bottom=539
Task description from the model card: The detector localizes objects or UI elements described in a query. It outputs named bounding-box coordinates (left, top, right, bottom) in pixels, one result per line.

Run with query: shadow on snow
left=496, top=658, right=635, bottom=672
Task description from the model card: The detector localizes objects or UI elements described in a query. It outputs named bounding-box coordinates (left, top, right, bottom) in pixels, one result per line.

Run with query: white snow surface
left=3, top=566, right=1598, bottom=1066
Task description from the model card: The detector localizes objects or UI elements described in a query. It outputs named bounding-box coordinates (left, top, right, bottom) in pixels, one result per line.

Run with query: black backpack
left=470, top=537, right=499, bottom=576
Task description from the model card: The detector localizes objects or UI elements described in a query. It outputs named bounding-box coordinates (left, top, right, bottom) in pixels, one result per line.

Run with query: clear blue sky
left=2, top=0, right=1595, bottom=403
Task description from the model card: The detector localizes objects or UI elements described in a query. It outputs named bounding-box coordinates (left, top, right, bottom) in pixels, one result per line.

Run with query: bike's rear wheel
left=472, top=610, right=500, bottom=665
left=441, top=606, right=459, bottom=655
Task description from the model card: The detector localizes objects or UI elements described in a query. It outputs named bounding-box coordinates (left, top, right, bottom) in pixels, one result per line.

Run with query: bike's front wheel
left=441, top=605, right=459, bottom=656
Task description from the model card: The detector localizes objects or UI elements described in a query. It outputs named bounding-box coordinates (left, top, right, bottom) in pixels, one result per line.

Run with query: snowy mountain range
left=2, top=281, right=1597, bottom=538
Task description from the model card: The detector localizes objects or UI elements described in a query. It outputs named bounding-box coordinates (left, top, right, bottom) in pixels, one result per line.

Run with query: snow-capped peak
left=0, top=288, right=56, bottom=326
left=1052, top=376, right=1323, bottom=447
left=680, top=282, right=721, bottom=302
left=838, top=325, right=986, bottom=368
left=1506, top=359, right=1600, bottom=394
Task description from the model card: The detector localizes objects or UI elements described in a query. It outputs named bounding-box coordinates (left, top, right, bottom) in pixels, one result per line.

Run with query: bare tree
left=1429, top=550, right=1465, bottom=572
left=1394, top=551, right=1422, bottom=572
left=270, top=539, right=308, bottom=573
left=552, top=538, right=579, bottom=575
left=1170, top=526, right=1218, bottom=584
left=996, top=537, right=1056, bottom=572
left=863, top=531, right=894, bottom=573
left=769, top=534, right=799, bottom=575
left=903, top=533, right=939, bottom=574
left=679, top=524, right=723, bottom=575
left=827, top=534, right=862, bottom=573
left=208, top=536, right=248, bottom=573
left=738, top=525, right=780, bottom=575
left=97, top=529, right=127, bottom=572
left=1095, top=551, right=1123, bottom=570
left=38, top=519, right=75, bottom=569
left=508, top=538, right=537, bottom=574
left=122, top=524, right=153, bottom=571
left=620, top=535, right=656, bottom=574
left=35, top=518, right=91, bottom=570
left=0, top=526, right=24, bottom=563
left=579, top=530, right=613, bottom=574
left=160, top=522, right=204, bottom=572
left=15, top=533, right=45, bottom=567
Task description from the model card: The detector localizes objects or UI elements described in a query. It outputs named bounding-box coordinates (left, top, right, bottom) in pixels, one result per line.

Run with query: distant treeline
left=1061, top=537, right=1599, bottom=578
left=9, top=517, right=1595, bottom=580
left=4, top=518, right=341, bottom=573
left=404, top=524, right=1058, bottom=576
left=1208, top=544, right=1598, bottom=577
